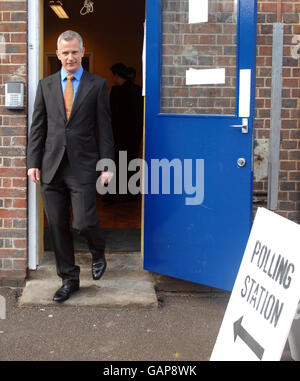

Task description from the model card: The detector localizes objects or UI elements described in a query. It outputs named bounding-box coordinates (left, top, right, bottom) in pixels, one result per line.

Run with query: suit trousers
left=41, top=150, right=105, bottom=284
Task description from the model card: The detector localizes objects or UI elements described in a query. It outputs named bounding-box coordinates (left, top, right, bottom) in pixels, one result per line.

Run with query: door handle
left=230, top=118, right=248, bottom=134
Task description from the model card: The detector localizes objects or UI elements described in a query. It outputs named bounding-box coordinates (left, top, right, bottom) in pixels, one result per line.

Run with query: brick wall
left=161, top=0, right=237, bottom=114
left=160, top=0, right=300, bottom=224
left=0, top=0, right=27, bottom=285
left=0, top=0, right=300, bottom=283
left=254, top=0, right=300, bottom=222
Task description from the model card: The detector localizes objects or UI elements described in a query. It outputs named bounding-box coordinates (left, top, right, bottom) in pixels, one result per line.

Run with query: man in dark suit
left=27, top=30, right=114, bottom=302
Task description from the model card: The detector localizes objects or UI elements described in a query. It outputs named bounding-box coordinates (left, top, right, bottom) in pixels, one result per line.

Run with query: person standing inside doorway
left=109, top=63, right=143, bottom=199
left=27, top=30, right=114, bottom=302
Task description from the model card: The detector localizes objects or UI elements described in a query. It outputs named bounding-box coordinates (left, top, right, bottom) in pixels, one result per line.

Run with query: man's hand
left=27, top=168, right=40, bottom=184
left=100, top=171, right=114, bottom=186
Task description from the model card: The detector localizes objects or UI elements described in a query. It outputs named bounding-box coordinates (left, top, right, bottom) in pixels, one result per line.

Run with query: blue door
left=143, top=0, right=257, bottom=291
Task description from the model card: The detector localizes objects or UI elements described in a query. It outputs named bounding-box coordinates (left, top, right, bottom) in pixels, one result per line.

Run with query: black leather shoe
left=92, top=259, right=107, bottom=280
left=53, top=282, right=79, bottom=303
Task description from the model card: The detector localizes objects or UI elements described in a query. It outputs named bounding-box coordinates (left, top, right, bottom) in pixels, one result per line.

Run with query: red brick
left=0, top=248, right=26, bottom=259
left=260, top=3, right=277, bottom=12
left=258, top=46, right=272, bottom=56
left=12, top=178, right=27, bottom=188
left=0, top=2, right=26, bottom=11
left=10, top=54, right=27, bottom=64
left=3, top=259, right=12, bottom=269
left=283, top=13, right=299, bottom=23
left=11, top=33, right=27, bottom=43
left=280, top=161, right=296, bottom=170
left=13, top=219, right=27, bottom=229
left=0, top=269, right=26, bottom=280
left=282, top=3, right=294, bottom=12
left=0, top=127, right=27, bottom=136
left=0, top=189, right=26, bottom=198
left=289, top=172, right=300, bottom=180
left=0, top=209, right=26, bottom=218
left=11, top=136, right=27, bottom=146
left=13, top=199, right=26, bottom=208
left=5, top=43, right=27, bottom=53
left=2, top=12, right=10, bottom=21
left=0, top=147, right=26, bottom=156
left=279, top=202, right=296, bottom=211
left=3, top=179, right=12, bottom=187
left=12, top=259, right=27, bottom=270
left=3, top=116, right=27, bottom=127
left=0, top=22, right=26, bottom=33
left=13, top=239, right=26, bottom=249
left=4, top=199, right=12, bottom=208
left=11, top=12, right=27, bottom=22
left=3, top=220, right=13, bottom=229
left=0, top=168, right=26, bottom=178
left=12, top=158, right=26, bottom=167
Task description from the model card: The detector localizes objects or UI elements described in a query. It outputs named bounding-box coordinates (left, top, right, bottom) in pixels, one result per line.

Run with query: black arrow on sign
left=233, top=316, right=265, bottom=360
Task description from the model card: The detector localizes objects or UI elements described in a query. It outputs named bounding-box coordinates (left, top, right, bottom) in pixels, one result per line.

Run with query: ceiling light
left=49, top=1, right=69, bottom=19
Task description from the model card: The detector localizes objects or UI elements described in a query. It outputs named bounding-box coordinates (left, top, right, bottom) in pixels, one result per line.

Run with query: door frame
left=28, top=0, right=44, bottom=269
left=27, top=0, right=147, bottom=269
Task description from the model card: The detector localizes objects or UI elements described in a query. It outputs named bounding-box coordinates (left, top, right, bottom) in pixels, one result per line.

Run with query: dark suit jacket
left=27, top=70, right=114, bottom=184
left=110, top=80, right=143, bottom=159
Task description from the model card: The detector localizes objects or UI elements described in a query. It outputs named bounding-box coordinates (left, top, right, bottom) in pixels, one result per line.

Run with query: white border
left=186, top=68, right=225, bottom=85
left=239, top=69, right=251, bottom=117
left=189, top=0, right=208, bottom=24
left=27, top=0, right=40, bottom=270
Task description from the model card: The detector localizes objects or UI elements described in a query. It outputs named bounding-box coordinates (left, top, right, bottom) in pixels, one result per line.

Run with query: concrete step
left=19, top=252, right=158, bottom=309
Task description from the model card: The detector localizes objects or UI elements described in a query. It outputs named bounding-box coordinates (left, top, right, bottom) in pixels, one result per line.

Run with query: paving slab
left=19, top=252, right=158, bottom=309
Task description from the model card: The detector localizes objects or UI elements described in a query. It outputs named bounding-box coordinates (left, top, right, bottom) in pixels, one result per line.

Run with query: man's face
left=112, top=74, right=119, bottom=85
left=112, top=73, right=124, bottom=86
left=56, top=38, right=85, bottom=74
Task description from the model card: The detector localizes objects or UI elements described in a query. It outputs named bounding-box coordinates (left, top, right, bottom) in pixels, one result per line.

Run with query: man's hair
left=57, top=30, right=84, bottom=51
left=110, top=63, right=128, bottom=79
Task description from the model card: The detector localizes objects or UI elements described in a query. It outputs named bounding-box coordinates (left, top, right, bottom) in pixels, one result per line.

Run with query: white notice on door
left=211, top=207, right=300, bottom=361
left=186, top=68, right=225, bottom=85
left=189, top=0, right=208, bottom=24
left=239, top=69, right=251, bottom=117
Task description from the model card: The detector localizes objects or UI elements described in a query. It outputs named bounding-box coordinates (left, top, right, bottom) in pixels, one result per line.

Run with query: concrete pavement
left=0, top=276, right=293, bottom=361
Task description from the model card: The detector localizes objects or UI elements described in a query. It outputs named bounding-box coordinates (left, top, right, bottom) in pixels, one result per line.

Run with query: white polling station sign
left=210, top=207, right=300, bottom=361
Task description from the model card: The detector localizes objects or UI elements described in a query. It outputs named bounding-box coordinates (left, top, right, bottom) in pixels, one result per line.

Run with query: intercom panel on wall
left=5, top=82, right=25, bottom=110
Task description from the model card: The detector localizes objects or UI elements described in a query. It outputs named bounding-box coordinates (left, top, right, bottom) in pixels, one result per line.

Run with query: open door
left=143, top=0, right=257, bottom=291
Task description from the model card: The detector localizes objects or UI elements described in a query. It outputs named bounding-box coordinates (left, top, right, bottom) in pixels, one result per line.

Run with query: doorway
left=43, top=0, right=145, bottom=254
